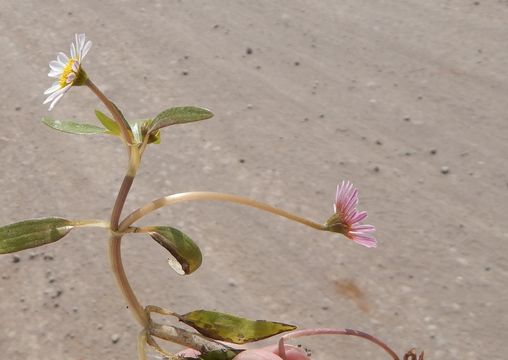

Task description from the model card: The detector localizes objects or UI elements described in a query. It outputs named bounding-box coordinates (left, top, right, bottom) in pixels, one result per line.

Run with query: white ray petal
left=81, top=41, right=92, bottom=59
left=78, top=34, right=86, bottom=52
left=49, top=60, right=64, bottom=71
left=44, top=82, right=61, bottom=95
left=70, top=42, right=76, bottom=58
left=48, top=93, right=65, bottom=111
left=57, top=52, right=69, bottom=64
left=48, top=69, right=62, bottom=77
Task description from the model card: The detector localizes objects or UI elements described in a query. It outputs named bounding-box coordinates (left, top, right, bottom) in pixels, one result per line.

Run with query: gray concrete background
left=1, top=1, right=507, bottom=359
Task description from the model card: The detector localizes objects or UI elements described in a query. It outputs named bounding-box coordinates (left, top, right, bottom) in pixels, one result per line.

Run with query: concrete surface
left=1, top=1, right=507, bottom=359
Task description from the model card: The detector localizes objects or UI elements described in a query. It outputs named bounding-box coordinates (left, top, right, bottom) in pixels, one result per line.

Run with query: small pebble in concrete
left=441, top=166, right=450, bottom=174
left=111, top=334, right=121, bottom=344
left=43, top=254, right=54, bottom=261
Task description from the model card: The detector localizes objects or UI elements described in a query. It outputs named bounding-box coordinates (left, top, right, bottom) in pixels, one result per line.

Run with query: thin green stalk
left=120, top=191, right=326, bottom=232
left=137, top=330, right=148, bottom=360
left=72, top=219, right=110, bottom=228
left=86, top=79, right=147, bottom=327
left=108, top=153, right=148, bottom=327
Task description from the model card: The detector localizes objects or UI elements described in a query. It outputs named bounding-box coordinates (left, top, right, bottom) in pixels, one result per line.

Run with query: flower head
left=43, top=33, right=92, bottom=110
left=325, top=180, right=376, bottom=248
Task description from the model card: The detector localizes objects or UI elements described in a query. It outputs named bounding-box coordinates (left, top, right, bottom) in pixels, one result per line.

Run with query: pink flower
left=325, top=181, right=377, bottom=248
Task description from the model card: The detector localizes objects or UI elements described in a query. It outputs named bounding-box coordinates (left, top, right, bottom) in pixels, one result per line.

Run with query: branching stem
left=87, top=80, right=147, bottom=327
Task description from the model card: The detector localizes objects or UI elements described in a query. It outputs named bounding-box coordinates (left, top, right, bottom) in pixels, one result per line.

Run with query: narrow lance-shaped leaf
left=94, top=110, right=121, bottom=135
left=176, top=310, right=297, bottom=344
left=149, top=106, right=213, bottom=133
left=0, top=217, right=74, bottom=254
left=42, top=117, right=107, bottom=135
left=147, top=226, right=202, bottom=275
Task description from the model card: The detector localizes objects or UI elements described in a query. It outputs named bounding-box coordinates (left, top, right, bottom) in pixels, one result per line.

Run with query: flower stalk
left=120, top=191, right=326, bottom=232
left=278, top=328, right=400, bottom=360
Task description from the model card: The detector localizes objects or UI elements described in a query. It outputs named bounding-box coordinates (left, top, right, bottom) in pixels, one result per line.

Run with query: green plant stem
left=86, top=78, right=147, bottom=326
left=72, top=219, right=110, bottom=228
left=137, top=330, right=149, bottom=360
left=108, top=151, right=148, bottom=327
left=85, top=78, right=133, bottom=145
left=119, top=191, right=326, bottom=232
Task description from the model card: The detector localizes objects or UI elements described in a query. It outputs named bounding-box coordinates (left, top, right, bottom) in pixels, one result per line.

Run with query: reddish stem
left=278, top=328, right=400, bottom=360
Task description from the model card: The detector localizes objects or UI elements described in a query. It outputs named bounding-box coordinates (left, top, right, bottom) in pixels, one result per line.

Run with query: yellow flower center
left=59, top=59, right=78, bottom=88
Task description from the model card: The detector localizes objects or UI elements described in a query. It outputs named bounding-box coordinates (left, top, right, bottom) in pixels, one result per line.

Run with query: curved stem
left=146, top=335, right=180, bottom=360
left=119, top=191, right=326, bottom=232
left=278, top=328, right=400, bottom=360
left=109, top=233, right=148, bottom=326
left=86, top=76, right=146, bottom=326
left=108, top=146, right=147, bottom=327
left=84, top=75, right=148, bottom=329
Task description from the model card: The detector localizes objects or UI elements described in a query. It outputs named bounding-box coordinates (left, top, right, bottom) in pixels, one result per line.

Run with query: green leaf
left=42, top=117, right=107, bottom=135
left=94, top=110, right=121, bottom=135
left=176, top=310, right=297, bottom=344
left=0, top=217, right=74, bottom=254
left=148, top=227, right=202, bottom=275
left=194, top=350, right=238, bottom=360
left=149, top=106, right=213, bottom=133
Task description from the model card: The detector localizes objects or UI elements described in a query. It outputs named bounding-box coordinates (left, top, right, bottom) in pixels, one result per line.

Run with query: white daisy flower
left=43, top=33, right=92, bottom=111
